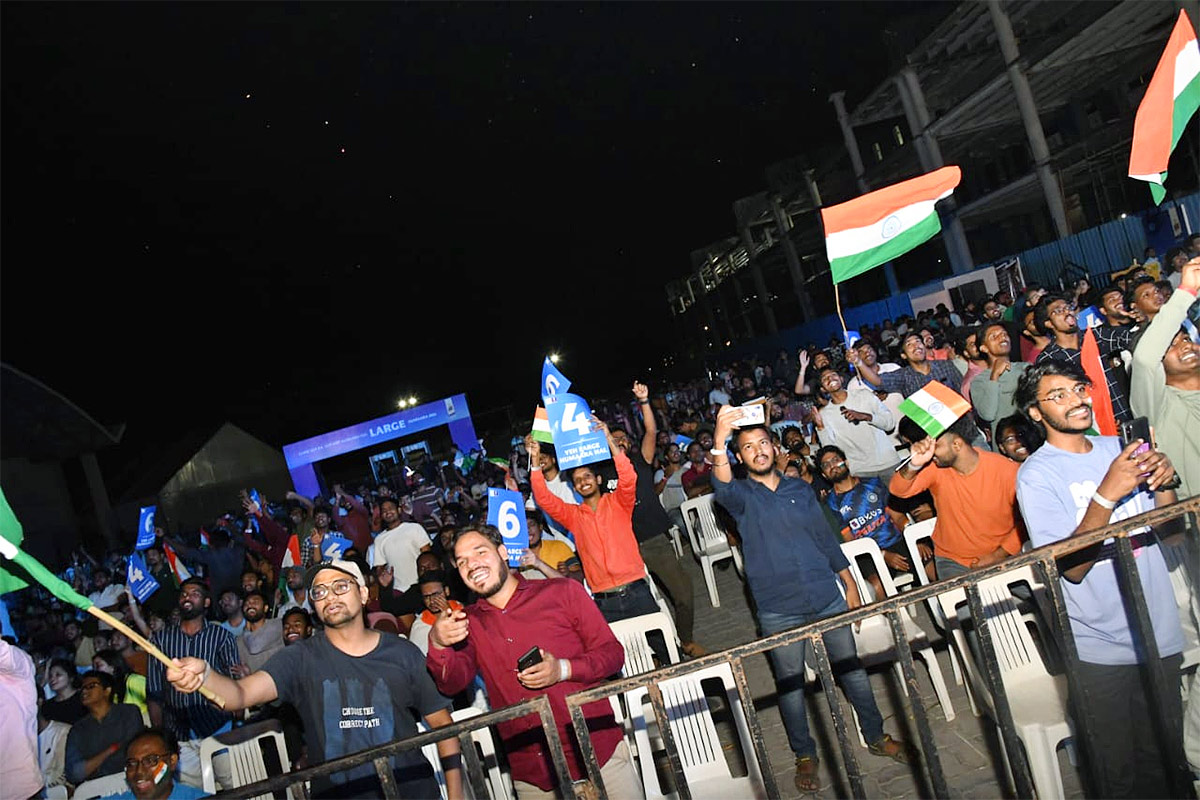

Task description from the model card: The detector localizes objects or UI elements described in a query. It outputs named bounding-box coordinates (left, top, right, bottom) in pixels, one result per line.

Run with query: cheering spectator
left=516, top=510, right=574, bottom=581
left=44, top=658, right=87, bottom=724
left=89, top=569, right=127, bottom=631
left=953, top=327, right=988, bottom=401
left=428, top=525, right=640, bottom=797
left=849, top=332, right=963, bottom=397
left=163, top=560, right=462, bottom=799
left=147, top=578, right=238, bottom=788
left=65, top=671, right=144, bottom=785
left=818, top=446, right=932, bottom=597
left=1014, top=359, right=1187, bottom=798
left=407, top=571, right=462, bottom=655
left=216, top=590, right=245, bottom=638
left=890, top=416, right=1024, bottom=579
left=529, top=443, right=578, bottom=543
left=281, top=608, right=312, bottom=646
left=371, top=497, right=433, bottom=595
left=168, top=529, right=244, bottom=601
left=681, top=441, right=715, bottom=498
left=710, top=407, right=908, bottom=793
left=970, top=321, right=1028, bottom=440
left=298, top=505, right=335, bottom=569
left=93, top=648, right=149, bottom=722
left=1034, top=293, right=1134, bottom=423
left=332, top=484, right=373, bottom=552
left=993, top=414, right=1042, bottom=464
left=812, top=367, right=899, bottom=479
left=233, top=592, right=283, bottom=677
left=1126, top=276, right=1163, bottom=324
left=0, top=639, right=43, bottom=800
left=110, top=728, right=208, bottom=800
left=527, top=423, right=657, bottom=623
left=611, top=381, right=705, bottom=657
left=1131, top=256, right=1199, bottom=498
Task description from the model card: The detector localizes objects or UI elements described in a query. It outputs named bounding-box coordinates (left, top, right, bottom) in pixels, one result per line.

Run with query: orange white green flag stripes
left=821, top=166, right=961, bottom=284
left=531, top=406, right=554, bottom=444
left=897, top=381, right=971, bottom=439
left=1129, top=10, right=1200, bottom=204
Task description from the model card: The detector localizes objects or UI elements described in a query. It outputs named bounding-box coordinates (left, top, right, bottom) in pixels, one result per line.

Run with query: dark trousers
left=592, top=580, right=659, bottom=623
left=1076, top=653, right=1188, bottom=799
left=640, top=535, right=696, bottom=644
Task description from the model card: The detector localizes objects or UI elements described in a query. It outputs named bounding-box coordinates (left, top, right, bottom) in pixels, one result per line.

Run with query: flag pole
left=87, top=605, right=227, bottom=708
left=834, top=281, right=849, bottom=339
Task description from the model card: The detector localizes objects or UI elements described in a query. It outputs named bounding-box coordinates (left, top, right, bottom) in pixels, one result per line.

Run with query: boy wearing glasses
left=112, top=728, right=206, bottom=800
left=1014, top=359, right=1185, bottom=798
left=163, top=560, right=463, bottom=800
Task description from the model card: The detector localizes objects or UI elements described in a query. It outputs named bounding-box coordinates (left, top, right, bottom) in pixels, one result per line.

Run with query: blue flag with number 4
left=541, top=358, right=572, bottom=404
left=545, top=392, right=611, bottom=469
left=320, top=534, right=353, bottom=561
left=136, top=506, right=157, bottom=550
left=127, top=552, right=160, bottom=603
left=486, top=488, right=528, bottom=567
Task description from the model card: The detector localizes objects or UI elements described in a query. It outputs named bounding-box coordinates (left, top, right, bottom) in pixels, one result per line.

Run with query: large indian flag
left=1129, top=10, right=1200, bottom=204
left=898, top=381, right=971, bottom=439
left=821, top=166, right=961, bottom=284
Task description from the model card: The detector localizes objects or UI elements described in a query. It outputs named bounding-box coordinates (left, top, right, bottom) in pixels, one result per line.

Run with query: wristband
left=530, top=465, right=541, bottom=472
left=201, top=662, right=211, bottom=686
left=709, top=448, right=726, bottom=457
left=638, top=399, right=651, bottom=404
left=1091, top=491, right=1116, bottom=510
left=559, top=659, right=570, bottom=683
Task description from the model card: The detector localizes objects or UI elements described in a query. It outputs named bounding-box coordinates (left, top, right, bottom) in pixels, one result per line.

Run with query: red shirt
left=426, top=577, right=625, bottom=789
left=530, top=450, right=645, bottom=592
left=335, top=495, right=373, bottom=552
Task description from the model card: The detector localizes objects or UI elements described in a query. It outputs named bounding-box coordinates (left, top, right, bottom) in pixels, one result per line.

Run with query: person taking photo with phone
left=427, top=524, right=640, bottom=799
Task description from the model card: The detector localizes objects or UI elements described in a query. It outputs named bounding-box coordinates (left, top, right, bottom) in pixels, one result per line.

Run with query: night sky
left=2, top=3, right=940, bottom=467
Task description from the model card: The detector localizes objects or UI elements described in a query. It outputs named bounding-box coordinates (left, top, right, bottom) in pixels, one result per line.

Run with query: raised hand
left=632, top=381, right=649, bottom=402
left=429, top=607, right=470, bottom=649
left=908, top=436, right=936, bottom=469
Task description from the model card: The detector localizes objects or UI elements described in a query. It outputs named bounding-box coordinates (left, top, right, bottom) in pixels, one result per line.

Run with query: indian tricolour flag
left=531, top=406, right=554, bottom=444
left=821, top=166, right=961, bottom=284
left=898, top=381, right=972, bottom=439
left=1129, top=10, right=1200, bottom=204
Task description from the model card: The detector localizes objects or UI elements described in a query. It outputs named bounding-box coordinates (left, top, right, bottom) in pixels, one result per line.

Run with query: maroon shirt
left=335, top=495, right=373, bottom=552
left=426, top=576, right=625, bottom=790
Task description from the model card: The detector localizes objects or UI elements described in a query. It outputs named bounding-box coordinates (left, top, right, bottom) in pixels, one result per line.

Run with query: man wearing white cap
left=162, top=559, right=463, bottom=799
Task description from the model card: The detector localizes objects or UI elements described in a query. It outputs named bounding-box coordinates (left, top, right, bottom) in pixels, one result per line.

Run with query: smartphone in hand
left=516, top=645, right=542, bottom=672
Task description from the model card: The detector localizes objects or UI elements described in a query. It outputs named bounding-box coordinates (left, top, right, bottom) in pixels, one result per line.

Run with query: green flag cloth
left=0, top=490, right=92, bottom=609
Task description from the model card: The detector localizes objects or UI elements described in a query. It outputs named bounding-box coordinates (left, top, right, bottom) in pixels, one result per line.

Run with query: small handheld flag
left=897, top=381, right=972, bottom=439
left=1129, top=10, right=1200, bottom=204
left=0, top=504, right=225, bottom=708
left=531, top=406, right=554, bottom=444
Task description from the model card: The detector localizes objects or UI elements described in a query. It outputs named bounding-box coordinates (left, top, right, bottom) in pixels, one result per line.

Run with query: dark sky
left=2, top=2, right=937, bottom=462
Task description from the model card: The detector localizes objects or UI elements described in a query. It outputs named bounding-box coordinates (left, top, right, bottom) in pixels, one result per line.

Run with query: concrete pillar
left=770, top=197, right=817, bottom=321
left=987, top=0, right=1071, bottom=239
left=830, top=91, right=870, bottom=193
left=729, top=273, right=755, bottom=338
left=80, top=452, right=118, bottom=548
left=895, top=68, right=976, bottom=275
left=740, top=227, right=779, bottom=333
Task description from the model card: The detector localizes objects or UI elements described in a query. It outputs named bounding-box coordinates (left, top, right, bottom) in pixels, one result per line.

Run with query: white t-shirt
left=371, top=522, right=431, bottom=592
left=89, top=583, right=126, bottom=630
left=708, top=388, right=731, bottom=407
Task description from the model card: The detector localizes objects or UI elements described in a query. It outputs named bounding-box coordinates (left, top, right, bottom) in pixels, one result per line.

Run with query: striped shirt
left=147, top=620, right=238, bottom=740
left=871, top=359, right=963, bottom=398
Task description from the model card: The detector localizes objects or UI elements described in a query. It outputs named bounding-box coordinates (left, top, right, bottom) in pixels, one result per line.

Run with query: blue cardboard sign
left=1076, top=306, right=1104, bottom=330
left=541, top=358, right=572, bottom=403
left=127, top=552, right=160, bottom=603
left=136, top=506, right=157, bottom=550
left=486, top=488, right=529, bottom=567
left=320, top=534, right=354, bottom=561
left=247, top=489, right=262, bottom=533
left=545, top=393, right=611, bottom=469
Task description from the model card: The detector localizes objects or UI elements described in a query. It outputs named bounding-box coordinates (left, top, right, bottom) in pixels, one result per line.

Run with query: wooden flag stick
left=834, top=282, right=850, bottom=340
left=86, top=605, right=227, bottom=709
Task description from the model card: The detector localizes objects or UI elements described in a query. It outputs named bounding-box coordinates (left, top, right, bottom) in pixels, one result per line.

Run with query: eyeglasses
left=421, top=590, right=447, bottom=600
left=310, top=578, right=355, bottom=601
left=819, top=459, right=846, bottom=470
left=999, top=435, right=1022, bottom=446
left=1048, top=303, right=1076, bottom=317
left=1039, top=383, right=1091, bottom=405
left=125, top=754, right=170, bottom=772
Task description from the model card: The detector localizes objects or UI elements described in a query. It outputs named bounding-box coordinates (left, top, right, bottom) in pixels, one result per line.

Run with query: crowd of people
left=1, top=240, right=1198, bottom=799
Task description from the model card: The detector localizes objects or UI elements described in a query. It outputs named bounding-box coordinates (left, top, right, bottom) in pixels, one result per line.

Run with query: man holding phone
left=1014, top=360, right=1187, bottom=798
left=427, top=525, right=639, bottom=799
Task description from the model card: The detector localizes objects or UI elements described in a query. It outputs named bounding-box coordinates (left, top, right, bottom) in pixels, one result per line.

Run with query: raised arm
left=632, top=381, right=658, bottom=464
left=286, top=491, right=314, bottom=512
left=165, top=656, right=279, bottom=712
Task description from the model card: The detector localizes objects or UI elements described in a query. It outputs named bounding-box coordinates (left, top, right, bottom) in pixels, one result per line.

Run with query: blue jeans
left=592, top=580, right=659, bottom=623
left=758, top=596, right=886, bottom=758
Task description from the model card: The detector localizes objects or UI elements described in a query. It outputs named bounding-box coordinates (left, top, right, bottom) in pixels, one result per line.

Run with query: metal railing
left=215, top=496, right=1199, bottom=800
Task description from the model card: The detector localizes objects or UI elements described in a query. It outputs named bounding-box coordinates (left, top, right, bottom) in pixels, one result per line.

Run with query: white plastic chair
left=71, top=773, right=129, bottom=800
left=644, top=567, right=682, bottom=645
left=679, top=495, right=744, bottom=607
left=421, top=709, right=514, bottom=800
left=667, top=525, right=685, bottom=559
left=936, top=566, right=1072, bottom=799
left=199, top=719, right=291, bottom=799
left=611, top=611, right=682, bottom=675
left=626, top=662, right=768, bottom=799
left=903, top=516, right=965, bottom=689
left=838, top=538, right=955, bottom=722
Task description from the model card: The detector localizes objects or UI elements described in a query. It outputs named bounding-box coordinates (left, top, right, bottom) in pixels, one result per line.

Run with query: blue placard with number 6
left=136, top=506, right=157, bottom=550
left=487, top=488, right=529, bottom=567
left=545, top=392, right=611, bottom=469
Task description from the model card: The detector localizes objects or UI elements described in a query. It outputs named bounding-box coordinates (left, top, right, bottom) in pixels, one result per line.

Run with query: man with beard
left=426, top=525, right=640, bottom=799
left=812, top=367, right=899, bottom=480
left=275, top=567, right=308, bottom=616
left=233, top=592, right=283, bottom=676
left=527, top=421, right=656, bottom=624
left=163, top=560, right=462, bottom=799
left=971, top=321, right=1029, bottom=440
left=710, top=407, right=908, bottom=793
left=298, top=504, right=335, bottom=569
left=371, top=497, right=432, bottom=595
left=146, top=578, right=239, bottom=788
left=1014, top=359, right=1186, bottom=798
left=1035, top=293, right=1134, bottom=424
left=889, top=415, right=1024, bottom=579
left=849, top=332, right=963, bottom=398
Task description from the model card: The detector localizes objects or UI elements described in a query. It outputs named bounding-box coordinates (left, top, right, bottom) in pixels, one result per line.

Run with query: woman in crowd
left=43, top=658, right=88, bottom=724
left=64, top=671, right=145, bottom=785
